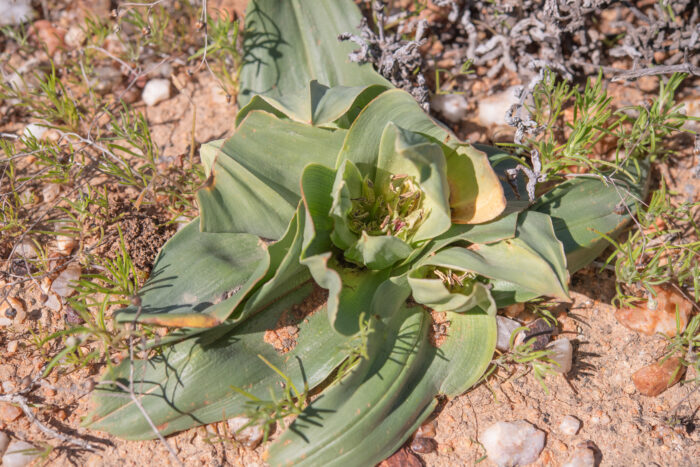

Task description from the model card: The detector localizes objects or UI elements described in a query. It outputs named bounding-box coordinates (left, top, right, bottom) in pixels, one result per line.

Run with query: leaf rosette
left=85, top=1, right=648, bottom=465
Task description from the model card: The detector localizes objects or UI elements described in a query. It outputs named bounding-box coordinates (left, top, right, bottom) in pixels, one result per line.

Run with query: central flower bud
left=348, top=173, right=426, bottom=243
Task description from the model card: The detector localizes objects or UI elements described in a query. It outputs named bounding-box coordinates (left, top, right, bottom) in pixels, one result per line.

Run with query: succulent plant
left=85, top=0, right=647, bottom=465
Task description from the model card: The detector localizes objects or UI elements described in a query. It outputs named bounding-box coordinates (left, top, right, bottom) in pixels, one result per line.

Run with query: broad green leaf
left=447, top=144, right=507, bottom=224
left=115, top=219, right=269, bottom=329
left=268, top=277, right=496, bottom=466
left=418, top=211, right=569, bottom=301
left=344, top=233, right=412, bottom=270
left=533, top=161, right=648, bottom=273
left=197, top=111, right=345, bottom=239
left=236, top=82, right=388, bottom=128
left=310, top=82, right=388, bottom=126
left=239, top=0, right=390, bottom=120
left=328, top=159, right=362, bottom=250
left=339, top=89, right=449, bottom=170
left=235, top=205, right=312, bottom=322
left=408, top=271, right=496, bottom=315
left=86, top=284, right=351, bottom=440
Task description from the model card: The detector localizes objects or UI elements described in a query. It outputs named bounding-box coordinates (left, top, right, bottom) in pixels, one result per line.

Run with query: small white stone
left=14, top=241, right=37, bottom=258
left=0, top=317, right=12, bottom=327
left=476, top=86, right=520, bottom=127
left=23, top=123, right=47, bottom=140
left=0, top=0, right=35, bottom=26
left=142, top=79, right=171, bottom=106
left=56, top=235, right=77, bottom=256
left=6, top=341, right=18, bottom=355
left=431, top=93, right=468, bottom=123
left=547, top=338, right=573, bottom=374
left=64, top=26, right=86, bottom=49
left=0, top=431, right=9, bottom=458
left=51, top=263, right=81, bottom=297
left=2, top=440, right=40, bottom=467
left=496, top=316, right=521, bottom=351
left=228, top=416, right=264, bottom=448
left=42, top=183, right=61, bottom=203
left=558, top=415, right=581, bottom=435
left=562, top=447, right=596, bottom=467
left=480, top=420, right=545, bottom=467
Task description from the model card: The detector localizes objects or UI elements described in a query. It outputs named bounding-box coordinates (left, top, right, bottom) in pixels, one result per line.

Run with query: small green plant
left=503, top=70, right=695, bottom=183
left=489, top=327, right=560, bottom=393
left=230, top=354, right=310, bottom=443
left=601, top=182, right=699, bottom=306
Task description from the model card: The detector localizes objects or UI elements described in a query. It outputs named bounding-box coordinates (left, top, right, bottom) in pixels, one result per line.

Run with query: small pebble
left=227, top=416, right=264, bottom=448
left=562, top=443, right=596, bottom=467
left=0, top=431, right=9, bottom=457
left=14, top=241, right=37, bottom=258
left=0, top=317, right=12, bottom=327
left=32, top=20, right=66, bottom=56
left=410, top=437, right=436, bottom=454
left=64, top=307, right=85, bottom=325
left=614, top=285, right=691, bottom=337
left=1, top=298, right=26, bottom=324
left=546, top=338, right=573, bottom=374
left=51, top=263, right=81, bottom=297
left=516, top=318, right=555, bottom=350
left=43, top=293, right=62, bottom=312
left=6, top=341, right=18, bottom=355
left=378, top=447, right=422, bottom=467
left=42, top=183, right=61, bottom=203
left=2, top=440, right=39, bottom=467
left=64, top=25, right=86, bottom=49
left=0, top=0, right=34, bottom=26
left=476, top=86, right=520, bottom=127
left=414, top=420, right=436, bottom=438
left=431, top=93, right=468, bottom=123
left=22, top=123, right=46, bottom=140
left=480, top=420, right=545, bottom=467
left=558, top=415, right=581, bottom=435
left=142, top=79, right=171, bottom=106
left=56, top=235, right=77, bottom=256
left=0, top=403, right=22, bottom=422
left=496, top=316, right=521, bottom=351
left=632, top=356, right=685, bottom=397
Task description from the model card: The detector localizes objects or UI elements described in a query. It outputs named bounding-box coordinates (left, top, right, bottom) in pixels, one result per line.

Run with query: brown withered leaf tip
left=264, top=285, right=328, bottom=354
left=202, top=170, right=216, bottom=190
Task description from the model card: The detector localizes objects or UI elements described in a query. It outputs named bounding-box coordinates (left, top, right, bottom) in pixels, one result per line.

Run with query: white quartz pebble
left=142, top=79, right=171, bottom=106
left=51, top=263, right=81, bottom=297
left=432, top=93, right=468, bottom=123
left=558, top=415, right=581, bottom=435
left=2, top=440, right=39, bottom=467
left=480, top=420, right=545, bottom=467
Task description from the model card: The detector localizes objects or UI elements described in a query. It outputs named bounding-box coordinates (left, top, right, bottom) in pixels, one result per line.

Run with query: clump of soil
left=429, top=310, right=450, bottom=348
left=103, top=198, right=176, bottom=271
left=264, top=285, right=328, bottom=353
